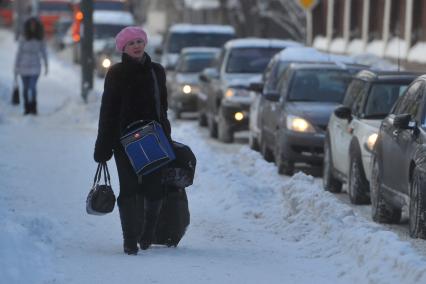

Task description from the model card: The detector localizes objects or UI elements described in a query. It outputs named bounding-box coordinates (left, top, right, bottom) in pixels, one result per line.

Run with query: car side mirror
left=199, top=68, right=219, bottom=83
left=393, top=114, right=413, bottom=129
left=199, top=73, right=210, bottom=83
left=263, top=91, right=279, bottom=102
left=249, top=82, right=264, bottom=93
left=334, top=106, right=352, bottom=120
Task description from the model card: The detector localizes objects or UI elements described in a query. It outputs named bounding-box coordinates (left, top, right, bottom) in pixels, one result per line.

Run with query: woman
left=14, top=17, right=48, bottom=115
left=94, top=26, right=172, bottom=255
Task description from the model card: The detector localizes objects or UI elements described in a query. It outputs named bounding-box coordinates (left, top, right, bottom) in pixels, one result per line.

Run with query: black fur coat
left=94, top=53, right=171, bottom=162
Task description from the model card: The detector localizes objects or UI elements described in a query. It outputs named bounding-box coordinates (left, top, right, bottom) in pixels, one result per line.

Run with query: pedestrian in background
left=14, top=17, right=48, bottom=115
left=94, top=26, right=172, bottom=255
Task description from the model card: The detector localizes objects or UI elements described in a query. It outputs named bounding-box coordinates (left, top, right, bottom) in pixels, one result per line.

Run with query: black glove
left=94, top=147, right=113, bottom=163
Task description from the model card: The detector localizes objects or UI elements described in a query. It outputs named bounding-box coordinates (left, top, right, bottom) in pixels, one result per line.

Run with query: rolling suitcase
left=154, top=187, right=190, bottom=247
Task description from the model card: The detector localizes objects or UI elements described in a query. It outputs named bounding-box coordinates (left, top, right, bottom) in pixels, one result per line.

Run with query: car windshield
left=94, top=24, right=127, bottom=39
left=364, top=83, right=409, bottom=118
left=288, top=69, right=354, bottom=102
left=176, top=53, right=216, bottom=73
left=168, top=32, right=234, bottom=53
left=39, top=2, right=71, bottom=12
left=226, top=47, right=283, bottom=74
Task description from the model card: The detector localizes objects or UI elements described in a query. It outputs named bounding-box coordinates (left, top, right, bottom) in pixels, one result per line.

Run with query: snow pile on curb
left=0, top=200, right=60, bottom=283
left=281, top=173, right=426, bottom=284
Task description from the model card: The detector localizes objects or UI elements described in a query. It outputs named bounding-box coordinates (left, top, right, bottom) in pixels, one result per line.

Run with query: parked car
left=260, top=62, right=365, bottom=175
left=201, top=38, right=302, bottom=143
left=249, top=46, right=354, bottom=151
left=94, top=39, right=120, bottom=77
left=160, top=24, right=236, bottom=70
left=323, top=70, right=417, bottom=204
left=168, top=47, right=220, bottom=118
left=370, top=75, right=426, bottom=239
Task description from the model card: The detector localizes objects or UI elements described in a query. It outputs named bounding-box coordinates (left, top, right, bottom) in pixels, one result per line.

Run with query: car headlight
left=286, top=115, right=315, bottom=133
left=181, top=84, right=199, bottom=94
left=234, top=112, right=244, bottom=121
left=182, top=84, right=192, bottom=94
left=365, top=133, right=378, bottom=152
left=102, top=58, right=111, bottom=68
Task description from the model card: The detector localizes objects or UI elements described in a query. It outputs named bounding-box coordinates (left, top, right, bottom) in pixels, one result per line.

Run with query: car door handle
left=392, top=130, right=399, bottom=136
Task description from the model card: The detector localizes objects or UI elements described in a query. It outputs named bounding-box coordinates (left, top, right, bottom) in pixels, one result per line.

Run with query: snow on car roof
left=169, top=24, right=235, bottom=34
left=181, top=47, right=221, bottom=54
left=224, top=38, right=302, bottom=49
left=274, top=46, right=355, bottom=64
left=93, top=10, right=135, bottom=25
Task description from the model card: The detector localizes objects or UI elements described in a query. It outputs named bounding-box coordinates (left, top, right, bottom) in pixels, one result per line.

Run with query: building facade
left=312, top=0, right=426, bottom=64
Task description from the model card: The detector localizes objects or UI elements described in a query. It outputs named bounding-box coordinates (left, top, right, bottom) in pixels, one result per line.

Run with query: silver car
left=168, top=47, right=220, bottom=118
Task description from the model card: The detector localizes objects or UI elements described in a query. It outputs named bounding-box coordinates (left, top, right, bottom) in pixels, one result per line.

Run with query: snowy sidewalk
left=1, top=28, right=426, bottom=284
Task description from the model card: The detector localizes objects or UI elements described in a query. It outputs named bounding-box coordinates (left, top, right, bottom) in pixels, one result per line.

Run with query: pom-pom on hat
left=115, top=26, right=148, bottom=52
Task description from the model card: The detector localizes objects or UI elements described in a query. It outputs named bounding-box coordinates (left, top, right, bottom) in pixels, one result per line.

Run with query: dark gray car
left=260, top=62, right=365, bottom=175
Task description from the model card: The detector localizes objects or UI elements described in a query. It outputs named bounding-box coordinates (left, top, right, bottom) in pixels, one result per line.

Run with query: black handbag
left=86, top=163, right=116, bottom=215
left=162, top=141, right=196, bottom=188
left=11, top=82, right=19, bottom=105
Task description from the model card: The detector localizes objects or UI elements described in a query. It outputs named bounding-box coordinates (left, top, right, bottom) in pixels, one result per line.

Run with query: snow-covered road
left=1, top=28, right=426, bottom=284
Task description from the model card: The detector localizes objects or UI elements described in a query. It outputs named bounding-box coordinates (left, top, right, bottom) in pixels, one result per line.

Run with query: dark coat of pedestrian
left=14, top=17, right=48, bottom=115
left=93, top=26, right=172, bottom=255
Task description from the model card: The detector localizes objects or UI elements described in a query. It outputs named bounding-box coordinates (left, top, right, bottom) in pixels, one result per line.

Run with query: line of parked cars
left=163, top=30, right=426, bottom=240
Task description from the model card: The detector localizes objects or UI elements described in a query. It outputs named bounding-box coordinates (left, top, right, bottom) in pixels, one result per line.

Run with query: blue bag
left=120, top=120, right=175, bottom=176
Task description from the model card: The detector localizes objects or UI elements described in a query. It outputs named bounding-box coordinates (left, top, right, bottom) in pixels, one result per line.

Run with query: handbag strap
left=93, top=163, right=102, bottom=187
left=103, top=163, right=111, bottom=186
left=93, top=163, right=111, bottom=187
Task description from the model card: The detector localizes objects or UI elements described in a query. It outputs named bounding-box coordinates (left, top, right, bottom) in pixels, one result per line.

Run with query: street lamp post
left=80, top=0, right=94, bottom=102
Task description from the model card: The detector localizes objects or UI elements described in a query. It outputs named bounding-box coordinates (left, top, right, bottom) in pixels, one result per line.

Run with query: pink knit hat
left=115, top=26, right=148, bottom=52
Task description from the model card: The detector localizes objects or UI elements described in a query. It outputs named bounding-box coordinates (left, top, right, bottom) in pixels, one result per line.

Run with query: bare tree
left=256, top=0, right=306, bottom=41
left=219, top=0, right=306, bottom=41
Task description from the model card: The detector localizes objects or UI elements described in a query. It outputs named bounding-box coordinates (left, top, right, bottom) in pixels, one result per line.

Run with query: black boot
left=139, top=198, right=163, bottom=250
left=24, top=103, right=30, bottom=115
left=31, top=101, right=37, bottom=115
left=117, top=196, right=139, bottom=255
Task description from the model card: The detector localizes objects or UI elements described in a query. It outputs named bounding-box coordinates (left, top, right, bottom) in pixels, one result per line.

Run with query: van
left=160, top=24, right=235, bottom=70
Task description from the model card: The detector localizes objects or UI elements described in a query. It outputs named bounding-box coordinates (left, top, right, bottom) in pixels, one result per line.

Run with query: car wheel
left=370, top=157, right=401, bottom=223
left=348, top=152, right=370, bottom=204
left=208, top=116, right=218, bottom=138
left=409, top=167, right=426, bottom=239
left=198, top=113, right=207, bottom=127
left=248, top=133, right=259, bottom=151
left=260, top=140, right=274, bottom=163
left=323, top=137, right=342, bottom=193
left=218, top=110, right=234, bottom=143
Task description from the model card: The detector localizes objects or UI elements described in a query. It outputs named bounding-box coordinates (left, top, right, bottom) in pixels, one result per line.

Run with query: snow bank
left=347, top=39, right=365, bottom=55
left=385, top=37, right=408, bottom=59
left=313, top=35, right=329, bottom=51
left=0, top=198, right=60, bottom=283
left=329, top=37, right=347, bottom=54
left=281, top=173, right=426, bottom=283
left=366, top=40, right=386, bottom=57
left=408, top=42, right=426, bottom=63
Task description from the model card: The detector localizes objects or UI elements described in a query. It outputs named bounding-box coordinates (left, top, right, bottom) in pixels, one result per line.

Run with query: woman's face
left=124, top=39, right=145, bottom=60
